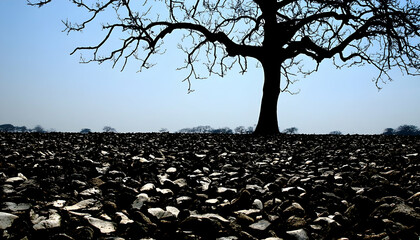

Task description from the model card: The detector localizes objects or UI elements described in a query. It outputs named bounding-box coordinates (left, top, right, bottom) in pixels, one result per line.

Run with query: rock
left=5, top=175, right=26, bottom=184
left=156, top=188, right=174, bottom=196
left=140, top=183, right=156, bottom=192
left=31, top=209, right=61, bottom=230
left=166, top=206, right=180, bottom=218
left=85, top=216, right=116, bottom=234
left=283, top=202, right=305, bottom=217
left=287, top=216, right=307, bottom=228
left=286, top=229, right=309, bottom=240
left=252, top=199, right=263, bottom=210
left=132, top=193, right=149, bottom=210
left=52, top=200, right=66, bottom=208
left=176, top=196, right=193, bottom=206
left=103, top=201, right=117, bottom=215
left=231, top=190, right=252, bottom=210
left=2, top=202, right=32, bottom=212
left=166, top=167, right=177, bottom=174
left=234, top=209, right=260, bottom=216
left=89, top=177, right=105, bottom=187
left=236, top=213, right=255, bottom=225
left=115, top=212, right=134, bottom=224
left=249, top=219, right=271, bottom=231
left=389, top=203, right=420, bottom=225
left=205, top=199, right=219, bottom=205
left=74, top=226, right=95, bottom=239
left=79, top=187, right=102, bottom=196
left=216, top=237, right=239, bottom=240
left=189, top=213, right=229, bottom=223
left=199, top=177, right=211, bottom=191
left=147, top=207, right=174, bottom=220
left=0, top=212, right=19, bottom=230
left=64, top=199, right=100, bottom=211
left=218, top=187, right=238, bottom=197
left=173, top=178, right=188, bottom=188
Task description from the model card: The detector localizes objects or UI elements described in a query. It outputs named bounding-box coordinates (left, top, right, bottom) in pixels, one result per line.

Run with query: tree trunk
left=254, top=60, right=281, bottom=135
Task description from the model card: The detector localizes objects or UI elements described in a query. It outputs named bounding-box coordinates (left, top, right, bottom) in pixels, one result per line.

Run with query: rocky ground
left=0, top=133, right=419, bottom=240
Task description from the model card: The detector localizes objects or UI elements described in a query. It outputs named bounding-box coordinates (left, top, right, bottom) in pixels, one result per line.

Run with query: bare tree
left=28, top=0, right=420, bottom=134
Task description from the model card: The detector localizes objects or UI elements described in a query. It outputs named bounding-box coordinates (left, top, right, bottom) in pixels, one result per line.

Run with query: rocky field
left=0, top=133, right=419, bottom=240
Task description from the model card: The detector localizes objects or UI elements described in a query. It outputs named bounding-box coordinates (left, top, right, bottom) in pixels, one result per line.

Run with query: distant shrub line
left=1, top=123, right=419, bottom=135
left=382, top=125, right=420, bottom=136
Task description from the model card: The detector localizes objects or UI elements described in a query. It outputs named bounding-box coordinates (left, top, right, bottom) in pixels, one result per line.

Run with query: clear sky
left=1, top=1, right=419, bottom=134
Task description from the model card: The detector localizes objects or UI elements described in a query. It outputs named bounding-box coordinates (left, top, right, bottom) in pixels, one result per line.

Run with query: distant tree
left=283, top=127, right=298, bottom=134
left=246, top=126, right=255, bottom=134
left=0, top=124, right=15, bottom=132
left=159, top=128, right=169, bottom=133
left=80, top=128, right=92, bottom=134
left=211, top=127, right=233, bottom=134
left=395, top=125, right=420, bottom=136
left=0, top=124, right=29, bottom=132
left=329, top=131, right=342, bottom=135
left=33, top=125, right=45, bottom=133
left=235, top=126, right=247, bottom=134
left=103, top=126, right=117, bottom=133
left=15, top=126, right=28, bottom=132
left=29, top=0, right=420, bottom=135
left=382, top=128, right=395, bottom=136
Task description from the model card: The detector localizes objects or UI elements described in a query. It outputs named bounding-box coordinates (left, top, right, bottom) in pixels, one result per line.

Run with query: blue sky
left=0, top=1, right=419, bottom=134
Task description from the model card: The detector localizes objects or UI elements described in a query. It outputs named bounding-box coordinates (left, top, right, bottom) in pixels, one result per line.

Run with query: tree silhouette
left=283, top=127, right=298, bottom=134
left=80, top=128, right=92, bottom=134
left=103, top=126, right=117, bottom=133
left=382, top=127, right=395, bottom=135
left=33, top=125, right=45, bottom=133
left=29, top=0, right=420, bottom=134
left=395, top=124, right=420, bottom=136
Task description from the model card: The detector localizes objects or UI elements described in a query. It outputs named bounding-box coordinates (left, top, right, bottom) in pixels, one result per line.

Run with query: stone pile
left=0, top=133, right=419, bottom=239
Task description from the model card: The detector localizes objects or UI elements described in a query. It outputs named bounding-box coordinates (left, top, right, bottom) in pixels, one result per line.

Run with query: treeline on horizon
left=1, top=123, right=420, bottom=136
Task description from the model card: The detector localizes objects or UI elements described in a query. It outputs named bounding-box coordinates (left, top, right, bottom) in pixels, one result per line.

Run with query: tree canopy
left=28, top=0, right=420, bottom=134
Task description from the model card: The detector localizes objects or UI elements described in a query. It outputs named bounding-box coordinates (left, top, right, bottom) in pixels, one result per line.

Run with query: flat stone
left=85, top=216, right=116, bottom=234
left=189, top=213, right=229, bottom=223
left=286, top=229, right=309, bottom=240
left=249, top=219, right=271, bottom=231
left=79, top=187, right=102, bottom=196
left=234, top=209, right=260, bottom=216
left=217, top=187, right=237, bottom=194
left=64, top=199, right=99, bottom=211
left=176, top=196, right=192, bottom=205
left=5, top=176, right=26, bottom=184
left=2, top=202, right=32, bottom=212
left=0, top=212, right=19, bottom=230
